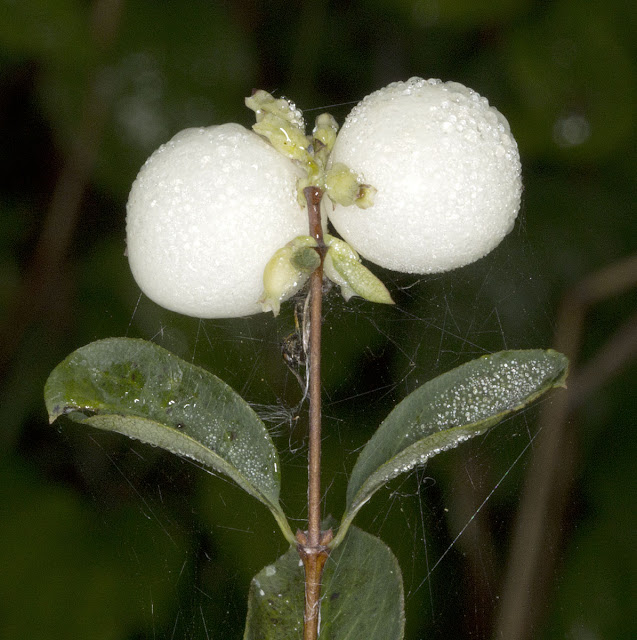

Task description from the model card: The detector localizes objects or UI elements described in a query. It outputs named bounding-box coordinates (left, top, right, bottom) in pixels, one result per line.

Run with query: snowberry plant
left=45, top=78, right=568, bottom=640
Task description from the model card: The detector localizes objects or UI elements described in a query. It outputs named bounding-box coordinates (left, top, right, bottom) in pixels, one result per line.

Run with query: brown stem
left=306, top=186, right=325, bottom=547
left=298, top=185, right=331, bottom=640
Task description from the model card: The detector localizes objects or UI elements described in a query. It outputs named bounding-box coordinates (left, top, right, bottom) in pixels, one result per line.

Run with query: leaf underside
left=244, top=525, right=404, bottom=640
left=44, top=338, right=284, bottom=520
left=340, top=349, right=568, bottom=539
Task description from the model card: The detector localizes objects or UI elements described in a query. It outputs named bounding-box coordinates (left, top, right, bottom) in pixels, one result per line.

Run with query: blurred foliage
left=0, top=458, right=187, bottom=639
left=0, top=0, right=635, bottom=638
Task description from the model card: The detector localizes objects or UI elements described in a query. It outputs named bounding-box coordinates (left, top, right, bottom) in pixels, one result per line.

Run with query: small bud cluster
left=126, top=79, right=521, bottom=318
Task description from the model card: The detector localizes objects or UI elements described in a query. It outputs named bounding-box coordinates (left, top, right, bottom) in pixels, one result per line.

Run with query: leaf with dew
left=44, top=338, right=294, bottom=543
left=335, top=349, right=568, bottom=547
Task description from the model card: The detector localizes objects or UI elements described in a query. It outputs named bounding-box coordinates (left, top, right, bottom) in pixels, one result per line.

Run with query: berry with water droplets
left=327, top=78, right=522, bottom=274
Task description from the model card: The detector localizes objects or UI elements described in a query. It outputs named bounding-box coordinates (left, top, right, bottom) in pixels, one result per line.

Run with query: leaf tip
left=46, top=403, right=61, bottom=424
left=552, top=351, right=570, bottom=388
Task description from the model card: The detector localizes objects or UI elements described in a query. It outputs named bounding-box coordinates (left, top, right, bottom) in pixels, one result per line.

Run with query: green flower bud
left=253, top=113, right=313, bottom=165
left=246, top=90, right=313, bottom=165
left=312, top=113, right=339, bottom=161
left=325, top=163, right=377, bottom=209
left=260, top=236, right=319, bottom=316
left=323, top=235, right=394, bottom=305
left=245, top=90, right=305, bottom=128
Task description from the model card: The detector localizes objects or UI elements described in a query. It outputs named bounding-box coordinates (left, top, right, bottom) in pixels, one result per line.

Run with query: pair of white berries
left=126, top=78, right=522, bottom=319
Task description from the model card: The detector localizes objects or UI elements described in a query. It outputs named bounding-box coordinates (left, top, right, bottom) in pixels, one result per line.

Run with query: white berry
left=126, top=123, right=308, bottom=318
left=328, top=78, right=522, bottom=274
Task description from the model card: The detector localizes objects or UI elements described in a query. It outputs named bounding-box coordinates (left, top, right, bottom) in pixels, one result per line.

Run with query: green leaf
left=244, top=525, right=404, bottom=640
left=44, top=338, right=293, bottom=543
left=336, top=349, right=568, bottom=546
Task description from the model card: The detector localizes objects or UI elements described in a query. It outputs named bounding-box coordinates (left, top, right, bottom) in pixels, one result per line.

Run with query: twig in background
left=495, top=253, right=637, bottom=640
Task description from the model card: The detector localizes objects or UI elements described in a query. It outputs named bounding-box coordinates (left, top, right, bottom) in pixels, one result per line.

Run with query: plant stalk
left=297, top=185, right=331, bottom=640
left=306, top=185, right=325, bottom=548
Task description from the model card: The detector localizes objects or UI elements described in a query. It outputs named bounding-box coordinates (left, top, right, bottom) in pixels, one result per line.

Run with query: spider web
left=91, top=212, right=555, bottom=639
left=62, top=85, right=558, bottom=636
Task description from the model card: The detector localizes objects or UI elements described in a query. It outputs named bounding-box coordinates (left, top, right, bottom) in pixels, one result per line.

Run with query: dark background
left=1, top=1, right=635, bottom=638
